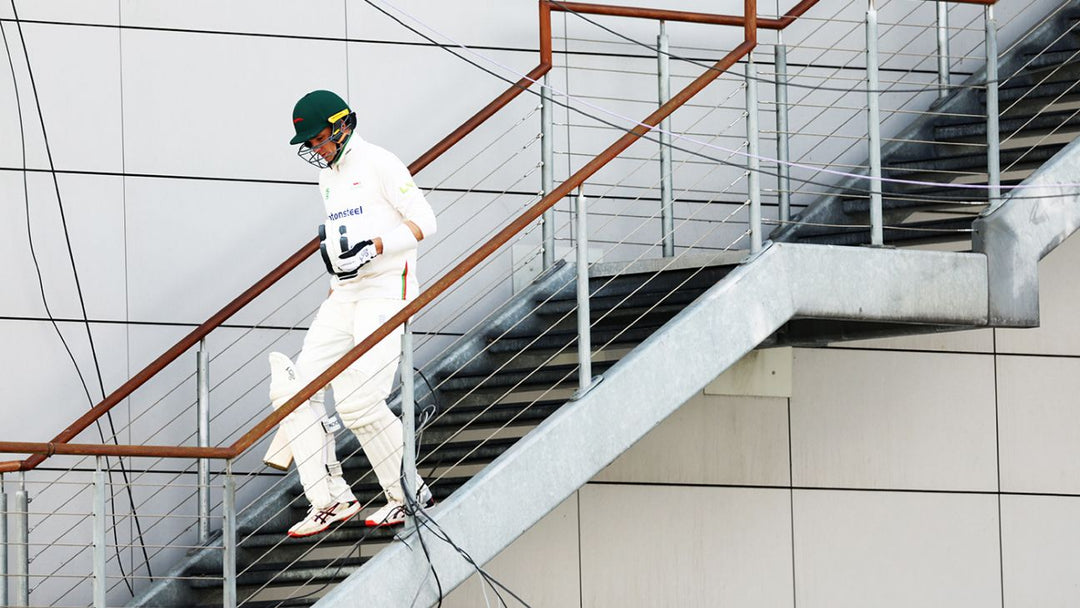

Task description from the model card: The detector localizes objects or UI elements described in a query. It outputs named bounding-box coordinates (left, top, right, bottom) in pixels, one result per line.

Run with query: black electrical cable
left=412, top=508, right=532, bottom=607
left=414, top=367, right=447, bottom=479
left=400, top=465, right=444, bottom=608
left=5, top=1, right=153, bottom=592
left=547, top=0, right=999, bottom=95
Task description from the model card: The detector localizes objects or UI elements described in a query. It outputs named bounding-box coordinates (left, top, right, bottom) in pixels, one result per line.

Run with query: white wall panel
left=34, top=174, right=126, bottom=321
left=122, top=323, right=198, bottom=446
left=121, top=0, right=344, bottom=38
left=443, top=494, right=581, bottom=608
left=580, top=484, right=794, bottom=608
left=833, top=328, right=994, bottom=353
left=120, top=29, right=347, bottom=181
left=793, top=490, right=1001, bottom=608
left=5, top=0, right=117, bottom=24
left=1001, top=495, right=1080, bottom=608
left=594, top=393, right=790, bottom=486
left=346, top=42, right=540, bottom=190
left=0, top=170, right=51, bottom=318
left=0, top=320, right=129, bottom=447
left=997, top=232, right=1080, bottom=356
left=7, top=22, right=123, bottom=173
left=0, top=23, right=99, bottom=171
left=122, top=177, right=325, bottom=324
left=347, top=0, right=539, bottom=50
left=997, top=355, right=1080, bottom=495
left=790, top=348, right=997, bottom=491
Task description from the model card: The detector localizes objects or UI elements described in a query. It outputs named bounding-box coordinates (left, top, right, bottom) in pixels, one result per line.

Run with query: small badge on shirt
left=399, top=181, right=417, bottom=195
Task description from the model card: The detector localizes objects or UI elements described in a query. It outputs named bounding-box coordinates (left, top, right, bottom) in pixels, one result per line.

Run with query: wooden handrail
left=0, top=0, right=819, bottom=466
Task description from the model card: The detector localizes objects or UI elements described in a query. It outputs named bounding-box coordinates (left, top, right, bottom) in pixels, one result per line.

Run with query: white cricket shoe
left=364, top=485, right=434, bottom=527
left=288, top=501, right=361, bottom=538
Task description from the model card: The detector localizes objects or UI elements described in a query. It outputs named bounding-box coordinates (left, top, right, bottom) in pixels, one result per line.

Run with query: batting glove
left=337, top=240, right=378, bottom=274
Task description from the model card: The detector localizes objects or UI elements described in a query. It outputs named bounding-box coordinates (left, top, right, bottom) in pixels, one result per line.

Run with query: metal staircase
left=773, top=0, right=1080, bottom=247
left=133, top=256, right=743, bottom=606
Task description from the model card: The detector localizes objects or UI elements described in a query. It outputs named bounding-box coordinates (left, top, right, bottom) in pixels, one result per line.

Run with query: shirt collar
left=330, top=132, right=362, bottom=171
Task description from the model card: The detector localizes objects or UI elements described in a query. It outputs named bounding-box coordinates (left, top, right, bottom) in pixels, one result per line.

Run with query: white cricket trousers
left=287, top=294, right=418, bottom=509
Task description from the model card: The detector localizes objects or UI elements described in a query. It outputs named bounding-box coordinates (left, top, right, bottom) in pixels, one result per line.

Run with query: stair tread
left=487, top=323, right=663, bottom=354
left=438, top=360, right=617, bottom=392
left=884, top=144, right=1063, bottom=173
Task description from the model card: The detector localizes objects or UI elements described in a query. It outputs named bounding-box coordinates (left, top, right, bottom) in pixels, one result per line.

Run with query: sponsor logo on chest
left=328, top=207, right=363, bottom=221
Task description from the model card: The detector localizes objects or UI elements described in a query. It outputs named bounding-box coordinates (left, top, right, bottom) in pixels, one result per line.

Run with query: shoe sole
left=287, top=505, right=362, bottom=538
left=363, top=499, right=436, bottom=528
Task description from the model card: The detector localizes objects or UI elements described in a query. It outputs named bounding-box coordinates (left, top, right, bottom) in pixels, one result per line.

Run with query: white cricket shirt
left=317, top=135, right=437, bottom=301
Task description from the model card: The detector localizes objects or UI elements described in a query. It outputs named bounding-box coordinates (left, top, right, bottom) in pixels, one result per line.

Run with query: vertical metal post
left=985, top=5, right=1001, bottom=208
left=936, top=1, right=950, bottom=100
left=1, top=473, right=8, bottom=608
left=222, top=461, right=236, bottom=608
left=13, top=473, right=28, bottom=607
left=197, top=340, right=210, bottom=544
left=400, top=323, right=417, bottom=532
left=746, top=51, right=762, bottom=253
left=775, top=33, right=791, bottom=224
left=93, top=457, right=106, bottom=608
left=866, top=0, right=884, bottom=246
left=658, top=20, right=675, bottom=257
left=575, top=192, right=592, bottom=393
left=541, top=74, right=556, bottom=269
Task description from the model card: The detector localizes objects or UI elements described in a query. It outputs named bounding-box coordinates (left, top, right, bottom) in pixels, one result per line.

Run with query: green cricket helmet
left=290, top=90, right=356, bottom=168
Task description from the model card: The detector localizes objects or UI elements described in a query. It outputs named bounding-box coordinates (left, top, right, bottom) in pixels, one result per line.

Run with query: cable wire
left=366, top=0, right=1080, bottom=202
left=2, top=5, right=153, bottom=595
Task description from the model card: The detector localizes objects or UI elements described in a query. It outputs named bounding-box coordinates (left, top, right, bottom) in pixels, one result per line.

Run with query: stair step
left=501, top=304, right=682, bottom=339
left=549, top=267, right=728, bottom=304
left=438, top=361, right=616, bottom=393
left=538, top=287, right=704, bottom=316
left=427, top=400, right=563, bottom=429
left=935, top=109, right=1080, bottom=140
left=200, top=599, right=317, bottom=608
left=991, top=78, right=1079, bottom=104
left=190, top=557, right=369, bottom=589
left=240, top=518, right=402, bottom=549
left=884, top=144, right=1062, bottom=174
left=1020, top=48, right=1080, bottom=70
left=795, top=217, right=976, bottom=246
left=487, top=324, right=662, bottom=355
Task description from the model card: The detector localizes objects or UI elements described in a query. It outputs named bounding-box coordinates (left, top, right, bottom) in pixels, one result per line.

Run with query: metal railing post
left=93, top=457, right=106, bottom=608
left=13, top=473, right=28, bottom=607
left=658, top=20, right=675, bottom=257
left=197, top=340, right=211, bottom=544
left=222, top=460, right=236, bottom=608
left=0, top=475, right=6, bottom=608
left=400, top=322, right=417, bottom=532
left=866, top=0, right=884, bottom=246
left=936, top=1, right=950, bottom=100
left=541, top=74, right=556, bottom=269
left=746, top=51, right=762, bottom=253
left=985, top=5, right=1001, bottom=208
left=1, top=473, right=7, bottom=608
left=775, top=32, right=791, bottom=224
left=575, top=192, right=593, bottom=393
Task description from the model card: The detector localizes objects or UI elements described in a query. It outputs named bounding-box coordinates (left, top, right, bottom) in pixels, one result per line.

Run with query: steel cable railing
left=234, top=19, right=783, bottom=595
left=192, top=2, right=777, bottom=600
left=4, top=94, right=552, bottom=607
